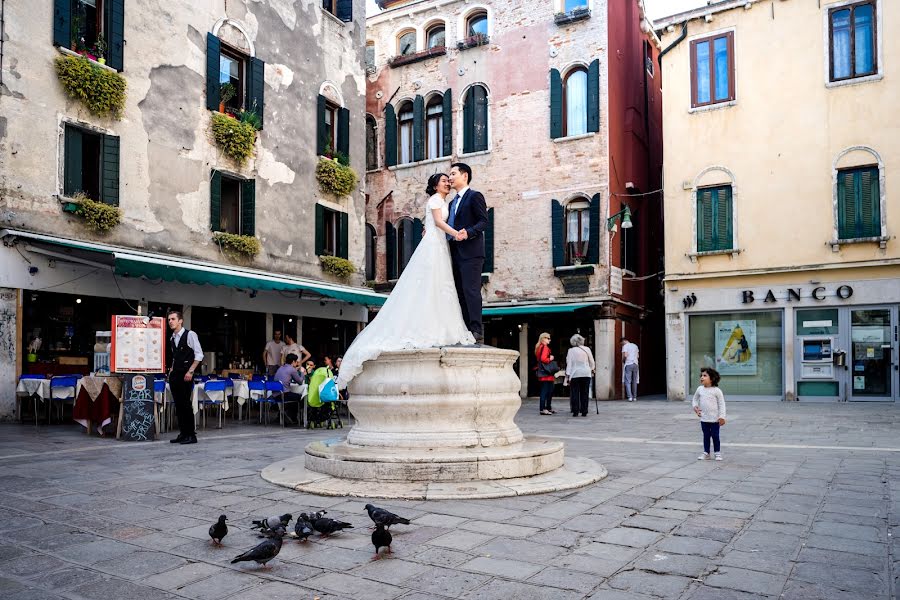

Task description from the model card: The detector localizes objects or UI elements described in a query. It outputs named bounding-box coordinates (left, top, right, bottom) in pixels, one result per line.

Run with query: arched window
left=563, top=67, right=588, bottom=137
left=564, top=0, right=588, bottom=12
left=426, top=24, right=446, bottom=48
left=565, top=198, right=590, bottom=265
left=365, top=41, right=376, bottom=71
left=365, top=224, right=377, bottom=280
left=426, top=95, right=444, bottom=159
left=466, top=10, right=488, bottom=37
left=396, top=218, right=415, bottom=275
left=397, top=101, right=414, bottom=164
left=463, top=85, right=488, bottom=153
left=397, top=29, right=416, bottom=56
left=366, top=115, right=378, bottom=171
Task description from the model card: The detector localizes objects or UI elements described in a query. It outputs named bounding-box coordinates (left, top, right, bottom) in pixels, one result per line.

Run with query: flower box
left=457, top=34, right=490, bottom=51
left=555, top=7, right=591, bottom=25
left=388, top=46, right=447, bottom=68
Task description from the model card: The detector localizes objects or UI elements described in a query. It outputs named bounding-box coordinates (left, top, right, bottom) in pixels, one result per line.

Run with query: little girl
left=692, top=367, right=726, bottom=461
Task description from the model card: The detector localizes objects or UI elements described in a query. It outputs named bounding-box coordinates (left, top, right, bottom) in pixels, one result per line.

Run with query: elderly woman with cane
left=564, top=334, right=595, bottom=417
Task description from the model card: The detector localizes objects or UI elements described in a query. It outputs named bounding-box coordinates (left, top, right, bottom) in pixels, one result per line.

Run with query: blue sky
left=364, top=0, right=709, bottom=20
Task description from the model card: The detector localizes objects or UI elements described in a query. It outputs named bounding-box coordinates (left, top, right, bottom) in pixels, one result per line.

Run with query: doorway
left=849, top=308, right=896, bottom=402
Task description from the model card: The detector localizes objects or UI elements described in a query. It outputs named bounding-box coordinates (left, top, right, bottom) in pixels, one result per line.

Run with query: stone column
left=783, top=306, right=796, bottom=401
left=265, top=313, right=273, bottom=341
left=296, top=317, right=304, bottom=345
left=0, top=288, right=19, bottom=419
left=182, top=306, right=192, bottom=329
left=518, top=322, right=529, bottom=398
left=594, top=318, right=616, bottom=400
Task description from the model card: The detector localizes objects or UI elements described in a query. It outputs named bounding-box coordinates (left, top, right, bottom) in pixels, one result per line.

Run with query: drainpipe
left=657, top=21, right=687, bottom=67
left=0, top=0, right=5, bottom=87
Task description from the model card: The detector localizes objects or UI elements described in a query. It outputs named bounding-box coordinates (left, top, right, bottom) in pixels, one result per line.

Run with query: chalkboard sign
left=120, top=374, right=157, bottom=442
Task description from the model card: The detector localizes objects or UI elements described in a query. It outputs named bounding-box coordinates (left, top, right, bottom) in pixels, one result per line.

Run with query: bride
left=337, top=173, right=475, bottom=388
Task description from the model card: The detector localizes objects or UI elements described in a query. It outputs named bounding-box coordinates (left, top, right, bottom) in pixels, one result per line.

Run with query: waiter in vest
left=167, top=310, right=203, bottom=444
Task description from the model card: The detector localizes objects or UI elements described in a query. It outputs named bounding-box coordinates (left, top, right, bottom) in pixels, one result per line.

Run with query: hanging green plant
left=54, top=55, right=126, bottom=119
left=316, top=157, right=358, bottom=197
left=211, top=113, right=257, bottom=163
left=66, top=193, right=121, bottom=232
left=320, top=255, right=356, bottom=278
left=213, top=231, right=261, bottom=258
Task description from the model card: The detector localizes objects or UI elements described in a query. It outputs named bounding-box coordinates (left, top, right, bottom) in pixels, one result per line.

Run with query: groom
left=447, top=162, right=490, bottom=344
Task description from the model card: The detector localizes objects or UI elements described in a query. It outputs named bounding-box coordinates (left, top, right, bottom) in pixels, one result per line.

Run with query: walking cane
left=593, top=376, right=599, bottom=414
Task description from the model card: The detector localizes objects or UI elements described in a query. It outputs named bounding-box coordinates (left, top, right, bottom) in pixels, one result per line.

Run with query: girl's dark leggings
left=701, top=421, right=721, bottom=453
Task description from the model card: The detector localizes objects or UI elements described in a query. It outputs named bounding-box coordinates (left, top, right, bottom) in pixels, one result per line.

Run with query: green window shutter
left=339, top=211, right=349, bottom=258
left=586, top=193, right=601, bottom=264
left=412, top=217, right=423, bottom=250
left=587, top=59, right=600, bottom=133
left=413, top=95, right=425, bottom=162
left=837, top=170, right=855, bottom=239
left=315, top=204, right=325, bottom=256
left=105, top=0, right=125, bottom=71
left=240, top=179, right=256, bottom=236
left=337, top=107, right=350, bottom=158
left=715, top=186, right=733, bottom=250
left=247, top=57, right=265, bottom=129
left=550, top=68, right=562, bottom=139
left=384, top=104, right=397, bottom=167
left=696, top=189, right=714, bottom=251
left=101, top=134, right=120, bottom=206
left=316, top=94, right=328, bottom=155
left=210, top=170, right=222, bottom=231
left=463, top=88, right=474, bottom=154
left=858, top=168, right=880, bottom=238
left=442, top=88, right=453, bottom=157
left=385, top=222, right=397, bottom=280
left=53, top=0, right=72, bottom=49
left=551, top=199, right=565, bottom=268
left=63, top=125, right=83, bottom=197
left=336, top=0, right=353, bottom=22
left=206, top=33, right=221, bottom=111
left=483, top=208, right=495, bottom=273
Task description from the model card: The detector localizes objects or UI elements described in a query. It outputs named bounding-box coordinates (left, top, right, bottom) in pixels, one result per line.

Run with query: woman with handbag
left=564, top=334, right=595, bottom=417
left=534, top=332, right=557, bottom=415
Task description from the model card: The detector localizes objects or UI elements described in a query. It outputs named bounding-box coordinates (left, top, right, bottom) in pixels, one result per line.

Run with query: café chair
left=49, top=375, right=79, bottom=424
left=247, top=377, right=266, bottom=422
left=262, top=381, right=287, bottom=427
left=200, top=379, right=228, bottom=430
left=17, top=374, right=47, bottom=426
left=153, top=378, right=173, bottom=433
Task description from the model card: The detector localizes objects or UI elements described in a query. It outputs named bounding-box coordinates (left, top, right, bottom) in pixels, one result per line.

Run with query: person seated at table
left=274, top=353, right=305, bottom=426
left=304, top=360, right=316, bottom=384
left=306, top=356, right=334, bottom=428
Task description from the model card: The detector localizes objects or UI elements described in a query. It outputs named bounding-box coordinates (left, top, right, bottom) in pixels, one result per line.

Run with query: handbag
left=318, top=377, right=339, bottom=402
left=536, top=360, right=559, bottom=378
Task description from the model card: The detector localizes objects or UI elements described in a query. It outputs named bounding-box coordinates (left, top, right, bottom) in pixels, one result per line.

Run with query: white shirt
left=264, top=340, right=285, bottom=366
left=565, top=345, right=595, bottom=379
left=281, top=343, right=306, bottom=362
left=453, top=186, right=470, bottom=218
left=172, top=327, right=204, bottom=361
left=692, top=385, right=727, bottom=422
left=622, top=342, right=639, bottom=366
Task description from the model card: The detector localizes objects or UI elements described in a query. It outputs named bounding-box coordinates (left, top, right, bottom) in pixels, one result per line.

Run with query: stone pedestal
left=262, top=346, right=606, bottom=499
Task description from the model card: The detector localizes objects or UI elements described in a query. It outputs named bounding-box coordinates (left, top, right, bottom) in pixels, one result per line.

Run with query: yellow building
left=658, top=0, right=898, bottom=402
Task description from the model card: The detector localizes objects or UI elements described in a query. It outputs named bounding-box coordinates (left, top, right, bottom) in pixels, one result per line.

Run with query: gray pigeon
left=313, top=515, right=353, bottom=536
left=231, top=527, right=284, bottom=568
left=371, top=523, right=392, bottom=559
left=365, top=504, right=411, bottom=529
left=251, top=513, right=292, bottom=534
left=209, top=514, right=228, bottom=545
left=294, top=514, right=314, bottom=542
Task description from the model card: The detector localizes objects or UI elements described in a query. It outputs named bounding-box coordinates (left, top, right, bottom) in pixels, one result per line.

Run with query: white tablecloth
left=16, top=378, right=50, bottom=400
left=191, top=382, right=230, bottom=414
left=190, top=380, right=306, bottom=414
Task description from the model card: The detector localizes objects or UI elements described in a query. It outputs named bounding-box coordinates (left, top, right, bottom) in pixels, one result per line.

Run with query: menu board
left=111, top=316, right=166, bottom=373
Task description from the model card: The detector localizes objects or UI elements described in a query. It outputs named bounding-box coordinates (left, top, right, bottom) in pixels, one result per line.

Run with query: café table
left=73, top=375, right=123, bottom=436
left=190, top=380, right=230, bottom=415
left=15, top=377, right=50, bottom=424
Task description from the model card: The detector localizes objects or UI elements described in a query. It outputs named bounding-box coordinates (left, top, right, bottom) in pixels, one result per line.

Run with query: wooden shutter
left=210, top=170, right=222, bottom=231
left=206, top=33, right=221, bottom=111
left=587, top=59, right=600, bottom=133
left=837, top=170, right=854, bottom=239
left=336, top=0, right=353, bottom=22
left=316, top=94, right=328, bottom=155
left=858, top=168, right=880, bottom=238
left=551, top=199, right=565, bottom=268
left=696, top=188, right=714, bottom=251
left=442, top=88, right=453, bottom=157
left=413, top=95, right=425, bottom=162
left=586, top=193, right=601, bottom=264
left=337, top=107, right=350, bottom=158
left=53, top=0, right=72, bottom=49
left=483, top=208, right=495, bottom=273
left=248, top=57, right=265, bottom=129
left=715, top=187, right=733, bottom=250
left=315, top=204, right=326, bottom=256
left=463, top=88, right=474, bottom=154
left=63, top=125, right=83, bottom=197
left=241, top=179, right=255, bottom=236
left=339, top=212, right=349, bottom=258
left=384, top=104, right=397, bottom=167
left=385, top=222, right=397, bottom=280
left=101, top=134, right=120, bottom=206
left=412, top=218, right=423, bottom=250
left=550, top=68, right=562, bottom=139
left=105, top=0, right=125, bottom=71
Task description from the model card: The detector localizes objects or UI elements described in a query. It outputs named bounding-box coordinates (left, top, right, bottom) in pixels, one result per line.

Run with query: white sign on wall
left=610, top=267, right=623, bottom=296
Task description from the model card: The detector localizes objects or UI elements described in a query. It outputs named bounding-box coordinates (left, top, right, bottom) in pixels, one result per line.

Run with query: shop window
left=690, top=31, right=734, bottom=108
left=462, top=85, right=489, bottom=153
left=565, top=199, right=589, bottom=265
left=210, top=170, right=255, bottom=236
left=63, top=123, right=120, bottom=205
left=317, top=93, right=349, bottom=157
left=427, top=24, right=446, bottom=48
left=466, top=11, right=488, bottom=37
left=398, top=101, right=414, bottom=164
left=365, top=223, right=377, bottom=280
left=366, top=115, right=378, bottom=171
left=315, top=204, right=348, bottom=259
left=829, top=2, right=877, bottom=82
left=53, top=0, right=125, bottom=71
left=837, top=166, right=880, bottom=240
left=397, top=29, right=416, bottom=56
left=322, top=0, right=352, bottom=22
left=563, top=67, right=588, bottom=137
left=696, top=185, right=733, bottom=252
left=689, top=311, right=784, bottom=398
left=205, top=34, right=265, bottom=127
left=426, top=95, right=444, bottom=159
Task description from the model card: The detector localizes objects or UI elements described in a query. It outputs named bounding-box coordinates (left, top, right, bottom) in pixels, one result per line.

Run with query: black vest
left=169, top=329, right=195, bottom=373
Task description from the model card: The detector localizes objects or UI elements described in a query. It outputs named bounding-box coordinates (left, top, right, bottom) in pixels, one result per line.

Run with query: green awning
left=483, top=303, right=596, bottom=316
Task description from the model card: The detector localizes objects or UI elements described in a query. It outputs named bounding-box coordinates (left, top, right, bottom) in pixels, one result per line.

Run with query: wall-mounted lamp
left=288, top=318, right=293, bottom=323
left=607, top=205, right=633, bottom=233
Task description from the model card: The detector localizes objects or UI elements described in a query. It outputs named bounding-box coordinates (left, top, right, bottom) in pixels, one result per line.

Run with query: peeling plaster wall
left=0, top=0, right=367, bottom=282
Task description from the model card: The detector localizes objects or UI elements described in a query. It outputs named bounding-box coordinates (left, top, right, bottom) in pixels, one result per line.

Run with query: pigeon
left=365, top=504, right=411, bottom=529
left=294, top=514, right=314, bottom=542
left=250, top=513, right=292, bottom=534
left=209, top=514, right=228, bottom=545
left=231, top=527, right=284, bottom=568
left=371, top=523, right=392, bottom=559
left=313, top=515, right=354, bottom=536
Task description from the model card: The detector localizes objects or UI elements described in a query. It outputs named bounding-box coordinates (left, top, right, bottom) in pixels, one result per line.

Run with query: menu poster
left=111, top=316, right=166, bottom=373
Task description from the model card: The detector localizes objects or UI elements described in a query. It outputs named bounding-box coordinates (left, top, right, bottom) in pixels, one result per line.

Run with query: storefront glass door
left=849, top=308, right=896, bottom=402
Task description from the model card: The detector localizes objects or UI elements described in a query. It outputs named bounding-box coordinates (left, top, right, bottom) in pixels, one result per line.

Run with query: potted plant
left=213, top=231, right=261, bottom=259
left=573, top=252, right=586, bottom=266
left=219, top=82, right=236, bottom=113
left=64, top=192, right=121, bottom=233
left=92, top=34, right=108, bottom=65
left=54, top=54, right=127, bottom=118
left=320, top=256, right=356, bottom=279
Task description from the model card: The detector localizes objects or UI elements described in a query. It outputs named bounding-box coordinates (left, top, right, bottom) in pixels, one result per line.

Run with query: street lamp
left=607, top=205, right=633, bottom=233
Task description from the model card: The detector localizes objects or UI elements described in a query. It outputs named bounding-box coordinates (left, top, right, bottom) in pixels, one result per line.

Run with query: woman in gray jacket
left=564, top=334, right=595, bottom=417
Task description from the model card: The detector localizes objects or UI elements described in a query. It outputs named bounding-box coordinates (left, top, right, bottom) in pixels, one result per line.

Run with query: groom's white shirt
left=452, top=186, right=470, bottom=219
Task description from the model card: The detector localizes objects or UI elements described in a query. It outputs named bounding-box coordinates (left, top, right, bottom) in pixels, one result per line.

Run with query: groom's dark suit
left=447, top=187, right=490, bottom=340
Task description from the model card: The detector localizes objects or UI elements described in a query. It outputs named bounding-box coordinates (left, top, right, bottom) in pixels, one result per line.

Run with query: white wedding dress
left=337, top=194, right=475, bottom=388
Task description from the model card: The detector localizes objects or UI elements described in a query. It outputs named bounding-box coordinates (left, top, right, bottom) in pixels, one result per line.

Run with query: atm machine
left=796, top=336, right=845, bottom=401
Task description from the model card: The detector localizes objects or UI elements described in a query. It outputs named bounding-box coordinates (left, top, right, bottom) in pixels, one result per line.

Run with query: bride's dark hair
left=425, top=173, right=447, bottom=196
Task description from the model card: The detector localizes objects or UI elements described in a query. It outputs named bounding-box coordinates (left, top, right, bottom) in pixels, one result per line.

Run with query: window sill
left=830, top=236, right=888, bottom=251
left=552, top=132, right=597, bottom=144
left=554, top=9, right=591, bottom=25
left=687, top=248, right=741, bottom=263
left=554, top=265, right=595, bottom=277
left=388, top=46, right=447, bottom=68
left=458, top=149, right=491, bottom=159
left=826, top=73, right=883, bottom=89
left=320, top=8, right=349, bottom=28
left=388, top=156, right=452, bottom=171
left=57, top=46, right=118, bottom=73
left=688, top=100, right=737, bottom=114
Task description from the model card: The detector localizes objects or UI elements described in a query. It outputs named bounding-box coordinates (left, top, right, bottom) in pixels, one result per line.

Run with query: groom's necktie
left=447, top=193, right=462, bottom=241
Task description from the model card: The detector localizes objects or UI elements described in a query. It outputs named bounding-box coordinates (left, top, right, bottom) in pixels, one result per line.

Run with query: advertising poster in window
left=110, top=316, right=166, bottom=373
left=715, top=320, right=757, bottom=375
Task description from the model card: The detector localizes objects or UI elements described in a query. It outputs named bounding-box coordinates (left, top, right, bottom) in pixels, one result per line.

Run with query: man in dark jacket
left=167, top=310, right=203, bottom=444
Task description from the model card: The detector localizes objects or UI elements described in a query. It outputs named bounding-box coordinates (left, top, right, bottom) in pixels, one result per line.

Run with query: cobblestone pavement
left=0, top=400, right=897, bottom=600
